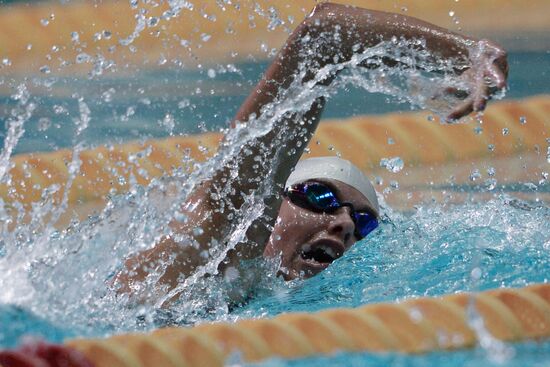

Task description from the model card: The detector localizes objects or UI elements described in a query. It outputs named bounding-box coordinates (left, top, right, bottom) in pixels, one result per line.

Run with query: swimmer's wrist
left=469, top=39, right=508, bottom=66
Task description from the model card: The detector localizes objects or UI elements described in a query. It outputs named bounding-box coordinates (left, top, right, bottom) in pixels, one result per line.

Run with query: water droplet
left=101, top=88, right=115, bottom=103
left=223, top=266, right=239, bottom=282
left=71, top=31, right=80, bottom=43
left=487, top=167, right=496, bottom=176
left=409, top=307, right=422, bottom=322
left=39, top=65, right=51, bottom=74
left=474, top=126, right=483, bottom=135
left=160, top=113, right=175, bottom=133
left=485, top=178, right=497, bottom=191
left=519, top=116, right=527, bottom=125
left=148, top=17, right=159, bottom=27
left=121, top=106, right=135, bottom=122
left=470, top=267, right=482, bottom=280
left=53, top=105, right=67, bottom=114
left=76, top=97, right=91, bottom=135
left=200, top=33, right=211, bottom=42
left=26, top=44, right=32, bottom=50
left=488, top=144, right=495, bottom=152
left=469, top=169, right=481, bottom=181
left=2, top=58, right=11, bottom=66
left=390, top=180, right=399, bottom=189
left=502, top=128, right=509, bottom=136
left=448, top=10, right=455, bottom=17
left=193, top=227, right=204, bottom=236
left=76, top=53, right=91, bottom=64
left=40, top=18, right=49, bottom=26
left=387, top=137, right=395, bottom=145
left=158, top=54, right=167, bottom=65
left=38, top=117, right=51, bottom=131
left=178, top=99, right=191, bottom=109
left=174, top=211, right=187, bottom=223
left=207, top=69, right=216, bottom=78
left=380, top=157, right=404, bottom=173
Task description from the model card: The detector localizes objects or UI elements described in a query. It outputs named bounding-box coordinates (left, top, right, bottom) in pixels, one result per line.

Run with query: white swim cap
left=285, top=157, right=379, bottom=216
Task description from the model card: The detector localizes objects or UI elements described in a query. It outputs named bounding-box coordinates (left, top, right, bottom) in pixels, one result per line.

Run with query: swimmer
left=115, top=3, right=508, bottom=297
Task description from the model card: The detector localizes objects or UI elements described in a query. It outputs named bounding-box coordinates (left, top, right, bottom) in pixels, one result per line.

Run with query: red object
left=0, top=350, right=49, bottom=367
left=0, top=341, right=93, bottom=367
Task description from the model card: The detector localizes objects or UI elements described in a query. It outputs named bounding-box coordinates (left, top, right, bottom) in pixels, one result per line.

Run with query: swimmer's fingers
left=471, top=40, right=509, bottom=103
left=446, top=98, right=474, bottom=122
left=487, top=60, right=508, bottom=90
left=448, top=72, right=491, bottom=121
left=446, top=41, right=508, bottom=122
left=471, top=76, right=490, bottom=112
left=471, top=58, right=508, bottom=112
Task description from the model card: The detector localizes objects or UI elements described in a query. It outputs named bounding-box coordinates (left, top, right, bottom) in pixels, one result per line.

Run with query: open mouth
left=300, top=241, right=343, bottom=265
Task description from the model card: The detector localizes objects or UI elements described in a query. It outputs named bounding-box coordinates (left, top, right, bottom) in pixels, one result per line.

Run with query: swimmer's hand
left=444, top=39, right=508, bottom=122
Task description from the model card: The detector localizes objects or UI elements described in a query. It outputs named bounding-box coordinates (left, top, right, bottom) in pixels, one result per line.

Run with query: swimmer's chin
left=277, top=267, right=301, bottom=281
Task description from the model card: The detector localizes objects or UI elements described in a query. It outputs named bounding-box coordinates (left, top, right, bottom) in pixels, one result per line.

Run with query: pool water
left=246, top=341, right=550, bottom=367
left=0, top=4, right=549, bottom=366
left=1, top=193, right=549, bottom=365
left=1, top=51, right=549, bottom=155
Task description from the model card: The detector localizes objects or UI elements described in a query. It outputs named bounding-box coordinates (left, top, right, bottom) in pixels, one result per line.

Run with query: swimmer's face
left=264, top=178, right=373, bottom=280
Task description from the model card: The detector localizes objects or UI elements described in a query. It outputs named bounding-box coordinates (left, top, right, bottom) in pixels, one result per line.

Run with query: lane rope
left=2, top=283, right=547, bottom=366
left=2, top=95, right=548, bottom=212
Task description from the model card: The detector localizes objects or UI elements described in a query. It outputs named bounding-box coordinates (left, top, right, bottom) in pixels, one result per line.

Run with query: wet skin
left=263, top=178, right=375, bottom=280
left=115, top=3, right=508, bottom=298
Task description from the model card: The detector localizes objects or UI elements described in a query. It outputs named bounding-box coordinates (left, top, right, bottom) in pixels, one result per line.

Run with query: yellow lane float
left=64, top=283, right=550, bottom=366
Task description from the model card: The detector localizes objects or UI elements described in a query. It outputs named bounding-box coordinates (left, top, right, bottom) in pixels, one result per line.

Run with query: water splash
left=0, top=28, right=514, bottom=346
left=380, top=157, right=404, bottom=173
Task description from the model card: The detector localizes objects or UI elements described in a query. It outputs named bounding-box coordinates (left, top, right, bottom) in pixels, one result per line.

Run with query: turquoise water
left=247, top=341, right=550, bottom=367
left=1, top=194, right=549, bottom=367
left=1, top=51, right=549, bottom=154
left=0, top=5, right=549, bottom=366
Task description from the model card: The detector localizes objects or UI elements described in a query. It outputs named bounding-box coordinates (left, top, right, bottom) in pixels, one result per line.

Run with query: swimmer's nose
left=327, top=207, right=355, bottom=245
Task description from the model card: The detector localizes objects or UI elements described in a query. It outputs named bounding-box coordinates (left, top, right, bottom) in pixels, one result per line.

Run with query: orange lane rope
left=59, top=283, right=550, bottom=366
left=1, top=95, right=548, bottom=212
left=1, top=0, right=548, bottom=75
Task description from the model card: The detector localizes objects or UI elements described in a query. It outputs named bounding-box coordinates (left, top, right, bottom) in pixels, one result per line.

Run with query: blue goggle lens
left=304, top=184, right=340, bottom=210
left=354, top=211, right=379, bottom=239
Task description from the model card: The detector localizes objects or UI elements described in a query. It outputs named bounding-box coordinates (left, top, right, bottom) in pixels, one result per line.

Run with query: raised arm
left=115, top=3, right=508, bottom=296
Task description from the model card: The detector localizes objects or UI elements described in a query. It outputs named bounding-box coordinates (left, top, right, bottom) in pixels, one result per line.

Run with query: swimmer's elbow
left=309, top=2, right=342, bottom=17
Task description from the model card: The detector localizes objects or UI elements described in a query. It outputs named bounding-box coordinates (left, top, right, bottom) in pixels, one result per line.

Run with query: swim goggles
left=283, top=181, right=379, bottom=240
